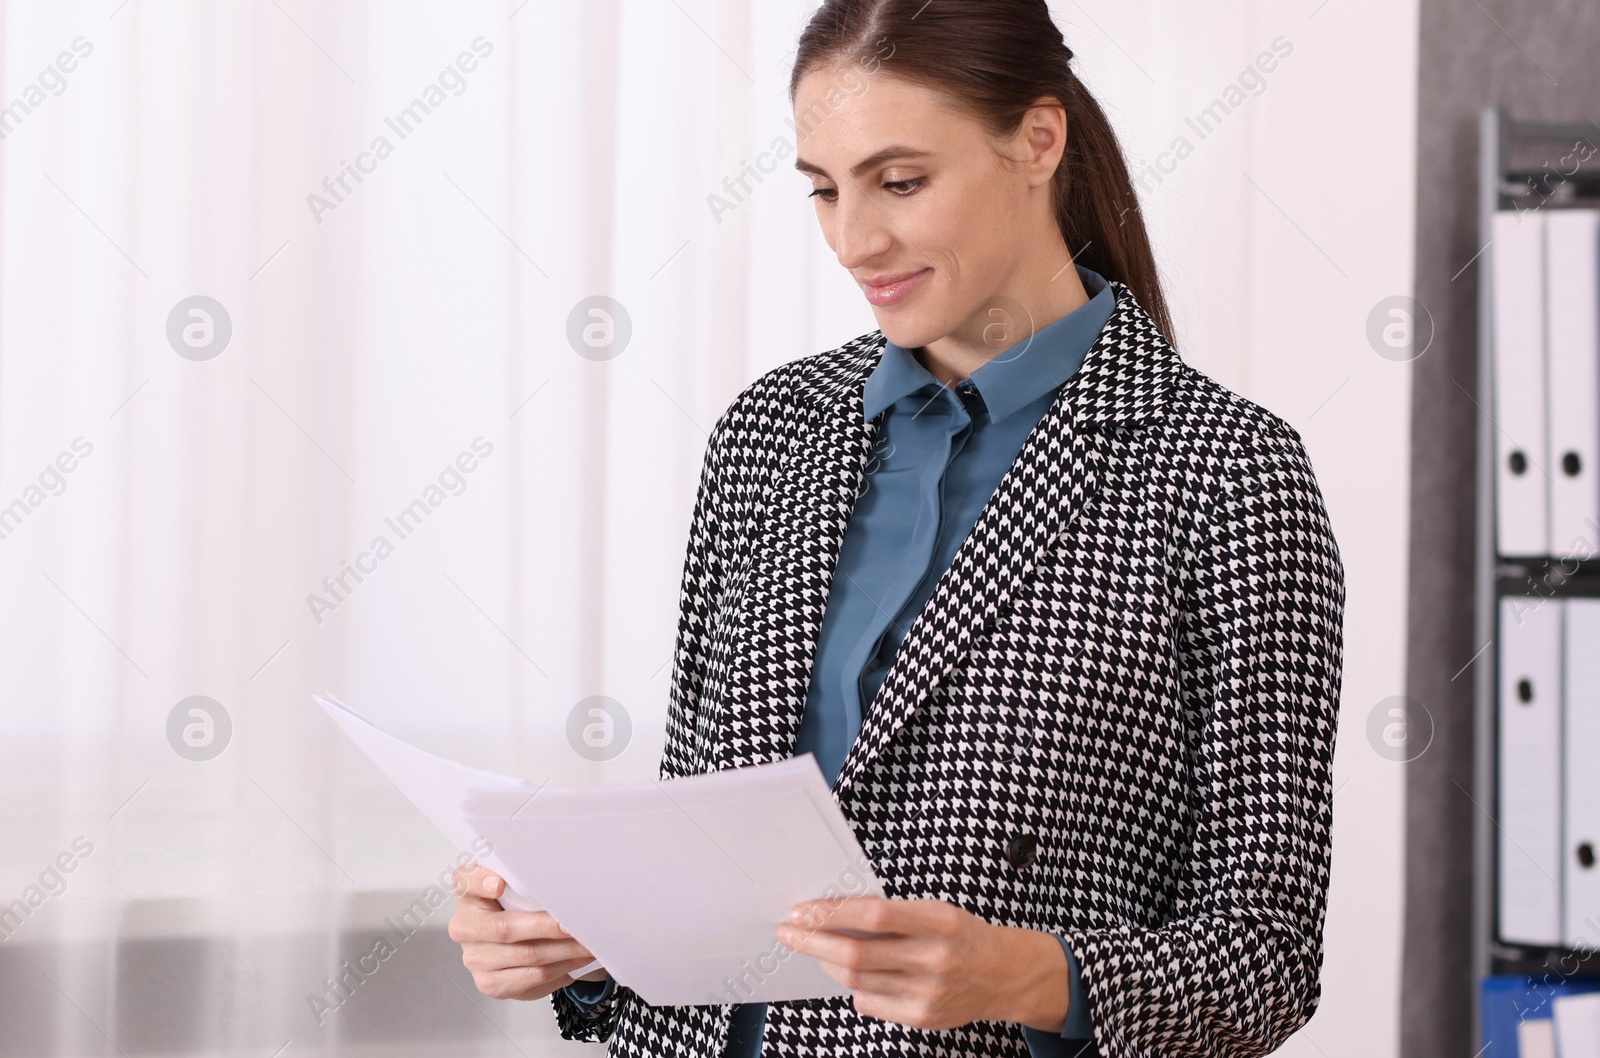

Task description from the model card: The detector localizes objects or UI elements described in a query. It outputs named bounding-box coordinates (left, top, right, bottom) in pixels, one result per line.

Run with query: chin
left=872, top=310, right=948, bottom=351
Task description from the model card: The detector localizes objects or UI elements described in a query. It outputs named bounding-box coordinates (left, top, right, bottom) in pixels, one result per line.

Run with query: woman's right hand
left=449, top=864, right=609, bottom=1000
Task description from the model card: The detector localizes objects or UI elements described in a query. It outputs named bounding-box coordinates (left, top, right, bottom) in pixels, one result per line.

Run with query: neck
left=917, top=242, right=1091, bottom=387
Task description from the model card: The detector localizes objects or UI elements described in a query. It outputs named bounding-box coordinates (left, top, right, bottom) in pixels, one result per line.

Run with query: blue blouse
left=565, top=264, right=1116, bottom=1055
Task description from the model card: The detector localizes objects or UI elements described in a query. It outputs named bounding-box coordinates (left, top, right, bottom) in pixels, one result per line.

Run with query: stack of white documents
left=314, top=693, right=884, bottom=1006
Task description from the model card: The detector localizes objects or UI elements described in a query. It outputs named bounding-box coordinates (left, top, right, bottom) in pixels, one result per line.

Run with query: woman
left=448, top=2, right=1346, bottom=1056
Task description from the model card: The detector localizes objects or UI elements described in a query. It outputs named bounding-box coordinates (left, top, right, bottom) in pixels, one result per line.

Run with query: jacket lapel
left=710, top=282, right=1181, bottom=798
left=706, top=335, right=882, bottom=775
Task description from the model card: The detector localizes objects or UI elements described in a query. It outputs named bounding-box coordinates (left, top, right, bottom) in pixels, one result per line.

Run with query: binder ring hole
left=1563, top=452, right=1583, bottom=476
left=1579, top=842, right=1596, bottom=869
left=1509, top=451, right=1528, bottom=475
left=1516, top=678, right=1534, bottom=704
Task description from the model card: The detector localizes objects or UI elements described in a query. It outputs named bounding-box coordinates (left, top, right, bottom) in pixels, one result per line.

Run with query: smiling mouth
left=859, top=267, right=933, bottom=307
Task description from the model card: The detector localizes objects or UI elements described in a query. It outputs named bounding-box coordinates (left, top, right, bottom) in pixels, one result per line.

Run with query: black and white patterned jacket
left=550, top=281, right=1347, bottom=1058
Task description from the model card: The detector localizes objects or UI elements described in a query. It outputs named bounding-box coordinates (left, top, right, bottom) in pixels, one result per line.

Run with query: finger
left=849, top=987, right=924, bottom=1026
left=787, top=896, right=907, bottom=935
left=453, top=864, right=506, bottom=900
left=470, top=956, right=596, bottom=1001
left=449, top=908, right=568, bottom=945
left=460, top=937, right=598, bottom=974
left=454, top=891, right=502, bottom=914
left=818, top=961, right=910, bottom=996
left=779, top=924, right=924, bottom=973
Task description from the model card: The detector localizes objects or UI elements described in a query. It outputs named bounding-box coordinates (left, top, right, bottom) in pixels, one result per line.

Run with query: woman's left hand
left=774, top=896, right=1070, bottom=1033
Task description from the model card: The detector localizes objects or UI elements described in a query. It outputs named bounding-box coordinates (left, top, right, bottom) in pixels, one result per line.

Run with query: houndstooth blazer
left=550, top=281, right=1346, bottom=1058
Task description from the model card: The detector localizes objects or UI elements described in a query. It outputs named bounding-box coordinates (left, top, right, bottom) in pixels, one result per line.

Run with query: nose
left=831, top=190, right=893, bottom=271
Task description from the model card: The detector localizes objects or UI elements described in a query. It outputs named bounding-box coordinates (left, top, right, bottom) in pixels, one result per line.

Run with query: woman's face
left=793, top=65, right=1064, bottom=353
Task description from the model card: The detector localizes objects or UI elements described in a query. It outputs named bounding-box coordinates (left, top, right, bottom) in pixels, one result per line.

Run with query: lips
left=859, top=267, right=933, bottom=308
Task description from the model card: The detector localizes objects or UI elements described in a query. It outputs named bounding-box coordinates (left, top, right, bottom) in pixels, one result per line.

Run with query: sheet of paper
left=465, top=753, right=885, bottom=1006
left=312, top=692, right=604, bottom=977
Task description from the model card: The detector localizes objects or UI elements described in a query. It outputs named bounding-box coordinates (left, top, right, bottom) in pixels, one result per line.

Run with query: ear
left=1021, top=99, right=1068, bottom=188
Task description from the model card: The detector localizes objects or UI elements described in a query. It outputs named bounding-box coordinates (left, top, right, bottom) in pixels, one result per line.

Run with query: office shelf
left=1470, top=107, right=1600, bottom=1055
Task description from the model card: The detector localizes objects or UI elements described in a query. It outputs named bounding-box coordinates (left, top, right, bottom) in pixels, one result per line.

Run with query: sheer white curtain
left=0, top=1, right=1411, bottom=1055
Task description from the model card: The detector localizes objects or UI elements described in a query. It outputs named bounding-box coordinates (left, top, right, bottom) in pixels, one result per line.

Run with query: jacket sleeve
left=1061, top=423, right=1346, bottom=1058
left=549, top=412, right=736, bottom=1042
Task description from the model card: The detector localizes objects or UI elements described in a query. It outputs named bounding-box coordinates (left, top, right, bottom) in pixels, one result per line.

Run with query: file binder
left=1565, top=599, right=1600, bottom=951
left=1474, top=111, right=1600, bottom=1058
left=1498, top=596, right=1563, bottom=946
left=1544, top=209, right=1600, bottom=559
left=1491, top=210, right=1551, bottom=557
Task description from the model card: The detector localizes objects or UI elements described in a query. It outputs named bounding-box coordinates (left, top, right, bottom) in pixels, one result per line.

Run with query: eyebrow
left=793, top=146, right=933, bottom=179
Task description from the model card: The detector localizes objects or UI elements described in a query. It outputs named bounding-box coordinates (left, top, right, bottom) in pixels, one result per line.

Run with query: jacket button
left=1005, top=833, right=1038, bottom=870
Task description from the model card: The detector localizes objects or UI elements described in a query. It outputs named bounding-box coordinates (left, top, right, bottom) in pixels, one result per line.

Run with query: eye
left=808, top=187, right=838, bottom=203
left=884, top=178, right=923, bottom=196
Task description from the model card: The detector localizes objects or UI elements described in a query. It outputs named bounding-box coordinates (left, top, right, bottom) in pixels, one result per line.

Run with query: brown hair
left=789, top=0, right=1176, bottom=347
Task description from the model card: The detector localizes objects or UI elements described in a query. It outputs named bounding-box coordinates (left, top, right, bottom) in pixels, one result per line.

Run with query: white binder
left=1564, top=599, right=1600, bottom=951
left=1553, top=993, right=1600, bottom=1057
left=1544, top=209, right=1600, bottom=560
left=1498, top=595, right=1563, bottom=946
left=1491, top=210, right=1551, bottom=557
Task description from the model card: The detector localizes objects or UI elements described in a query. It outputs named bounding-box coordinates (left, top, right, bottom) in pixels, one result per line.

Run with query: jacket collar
left=708, top=280, right=1182, bottom=802
left=798, top=278, right=1178, bottom=430
left=863, top=264, right=1117, bottom=426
